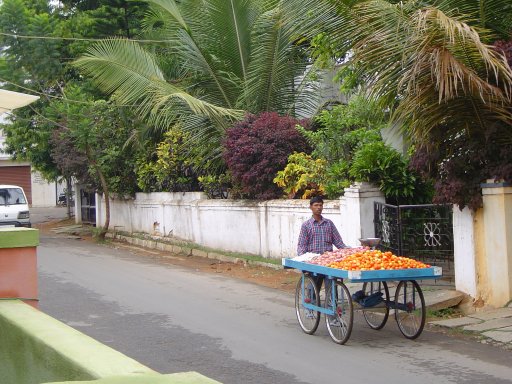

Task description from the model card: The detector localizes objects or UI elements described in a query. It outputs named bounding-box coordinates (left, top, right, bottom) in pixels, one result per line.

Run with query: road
left=37, top=233, right=512, bottom=384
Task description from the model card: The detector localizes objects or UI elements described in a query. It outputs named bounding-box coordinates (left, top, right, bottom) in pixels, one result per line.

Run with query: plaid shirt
left=297, top=216, right=346, bottom=255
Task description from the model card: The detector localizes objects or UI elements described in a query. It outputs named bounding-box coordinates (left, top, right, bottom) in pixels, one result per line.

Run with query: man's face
left=310, top=202, right=323, bottom=216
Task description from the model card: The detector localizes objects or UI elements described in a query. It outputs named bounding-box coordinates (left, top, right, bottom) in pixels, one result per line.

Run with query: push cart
left=282, top=257, right=442, bottom=345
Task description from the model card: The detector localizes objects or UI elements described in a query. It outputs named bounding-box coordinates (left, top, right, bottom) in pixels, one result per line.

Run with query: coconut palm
left=283, top=0, right=512, bottom=145
left=74, top=0, right=318, bottom=171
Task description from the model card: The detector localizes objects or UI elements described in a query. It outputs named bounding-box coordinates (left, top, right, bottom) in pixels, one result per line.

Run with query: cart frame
left=283, top=258, right=442, bottom=345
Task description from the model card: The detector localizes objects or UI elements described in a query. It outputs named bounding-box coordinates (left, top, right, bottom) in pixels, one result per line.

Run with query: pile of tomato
left=326, top=249, right=430, bottom=271
left=308, top=247, right=369, bottom=266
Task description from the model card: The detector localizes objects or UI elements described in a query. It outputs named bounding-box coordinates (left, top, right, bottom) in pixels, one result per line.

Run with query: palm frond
left=174, top=30, right=240, bottom=108
left=206, top=0, right=259, bottom=82
left=74, top=38, right=242, bottom=122
left=144, top=0, right=189, bottom=31
left=243, top=6, right=308, bottom=114
left=342, top=1, right=512, bottom=142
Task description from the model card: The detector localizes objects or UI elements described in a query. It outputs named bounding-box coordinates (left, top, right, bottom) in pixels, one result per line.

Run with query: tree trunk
left=86, top=145, right=109, bottom=241
left=66, top=176, right=73, bottom=219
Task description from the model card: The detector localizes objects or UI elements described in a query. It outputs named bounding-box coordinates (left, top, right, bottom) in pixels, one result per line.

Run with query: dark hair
left=309, top=196, right=324, bottom=205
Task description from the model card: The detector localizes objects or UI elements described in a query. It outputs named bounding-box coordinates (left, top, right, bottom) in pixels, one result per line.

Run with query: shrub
left=224, top=112, right=310, bottom=199
left=136, top=127, right=199, bottom=192
left=198, top=173, right=231, bottom=199
left=494, top=38, right=512, bottom=68
left=273, top=152, right=326, bottom=199
left=350, top=142, right=433, bottom=205
left=410, top=129, right=512, bottom=210
left=292, top=95, right=433, bottom=203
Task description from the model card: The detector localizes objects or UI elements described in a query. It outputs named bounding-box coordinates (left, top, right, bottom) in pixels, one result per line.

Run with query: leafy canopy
left=73, top=0, right=320, bottom=172
left=283, top=0, right=512, bottom=208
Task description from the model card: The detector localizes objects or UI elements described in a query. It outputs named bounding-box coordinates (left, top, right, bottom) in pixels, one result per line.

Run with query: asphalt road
left=37, top=233, right=512, bottom=384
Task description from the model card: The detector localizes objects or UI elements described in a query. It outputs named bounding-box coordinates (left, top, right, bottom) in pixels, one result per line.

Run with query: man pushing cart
left=285, top=196, right=442, bottom=345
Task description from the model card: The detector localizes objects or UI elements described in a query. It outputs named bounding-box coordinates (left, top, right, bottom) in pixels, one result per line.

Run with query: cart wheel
left=295, top=274, right=320, bottom=334
left=325, top=280, right=353, bottom=345
left=394, top=280, right=425, bottom=339
left=362, top=281, right=390, bottom=330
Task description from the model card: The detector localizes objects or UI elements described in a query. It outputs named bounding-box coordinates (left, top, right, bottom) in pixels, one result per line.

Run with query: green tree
left=0, top=0, right=148, bottom=215
left=41, top=84, right=140, bottom=239
left=57, top=0, right=149, bottom=39
left=73, top=0, right=319, bottom=173
left=283, top=0, right=512, bottom=208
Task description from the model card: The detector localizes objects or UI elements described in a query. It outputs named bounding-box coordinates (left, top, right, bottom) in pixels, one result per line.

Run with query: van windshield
left=0, top=188, right=27, bottom=205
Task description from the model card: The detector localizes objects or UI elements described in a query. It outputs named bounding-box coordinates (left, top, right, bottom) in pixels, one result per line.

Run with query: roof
left=0, top=185, right=26, bottom=189
left=0, top=89, right=39, bottom=115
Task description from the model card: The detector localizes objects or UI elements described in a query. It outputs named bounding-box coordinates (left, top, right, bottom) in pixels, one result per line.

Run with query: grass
left=426, top=307, right=462, bottom=320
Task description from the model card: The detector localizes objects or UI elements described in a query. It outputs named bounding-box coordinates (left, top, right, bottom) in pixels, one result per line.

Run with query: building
left=0, top=89, right=62, bottom=207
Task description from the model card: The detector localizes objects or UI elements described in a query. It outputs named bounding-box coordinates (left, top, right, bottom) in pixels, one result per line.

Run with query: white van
left=0, top=185, right=31, bottom=227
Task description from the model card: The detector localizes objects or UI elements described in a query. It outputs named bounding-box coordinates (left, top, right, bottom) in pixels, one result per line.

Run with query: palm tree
left=74, top=0, right=318, bottom=171
left=283, top=0, right=512, bottom=146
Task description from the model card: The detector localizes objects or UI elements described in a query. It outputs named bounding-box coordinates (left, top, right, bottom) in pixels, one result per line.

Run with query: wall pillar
left=0, top=227, right=39, bottom=308
left=453, top=206, right=480, bottom=298
left=341, top=182, right=385, bottom=247
left=481, top=181, right=512, bottom=307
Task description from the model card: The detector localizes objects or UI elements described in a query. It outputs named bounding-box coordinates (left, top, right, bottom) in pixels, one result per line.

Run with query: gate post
left=341, top=182, right=385, bottom=247
left=453, top=206, right=480, bottom=299
left=480, top=181, right=512, bottom=307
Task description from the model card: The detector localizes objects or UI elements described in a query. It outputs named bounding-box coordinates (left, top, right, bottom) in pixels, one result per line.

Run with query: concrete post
left=453, top=206, right=480, bottom=298
left=341, top=182, right=385, bottom=247
left=481, top=181, right=512, bottom=307
left=0, top=227, right=39, bottom=308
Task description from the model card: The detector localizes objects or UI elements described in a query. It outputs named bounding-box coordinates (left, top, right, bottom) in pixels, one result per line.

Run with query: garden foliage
left=136, top=127, right=199, bottom=193
left=276, top=96, right=433, bottom=204
left=274, top=153, right=326, bottom=199
left=224, top=112, right=310, bottom=200
left=410, top=130, right=512, bottom=210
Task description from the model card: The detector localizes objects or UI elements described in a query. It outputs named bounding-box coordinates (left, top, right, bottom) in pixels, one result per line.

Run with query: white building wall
left=30, top=172, right=59, bottom=207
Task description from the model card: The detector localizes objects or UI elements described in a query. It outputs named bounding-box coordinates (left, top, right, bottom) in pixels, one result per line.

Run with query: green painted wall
left=46, top=372, right=221, bottom=384
left=0, top=301, right=167, bottom=383
left=0, top=227, right=39, bottom=248
left=0, top=300, right=221, bottom=384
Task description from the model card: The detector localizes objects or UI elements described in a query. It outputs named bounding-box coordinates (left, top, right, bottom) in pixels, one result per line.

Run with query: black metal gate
left=80, top=190, right=96, bottom=225
left=374, top=202, right=454, bottom=275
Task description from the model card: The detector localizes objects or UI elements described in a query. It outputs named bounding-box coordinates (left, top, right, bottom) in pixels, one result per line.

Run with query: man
left=297, top=196, right=346, bottom=256
left=296, top=196, right=347, bottom=325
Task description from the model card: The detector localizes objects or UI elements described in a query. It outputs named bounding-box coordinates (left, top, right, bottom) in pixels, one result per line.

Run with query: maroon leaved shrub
left=410, top=127, right=512, bottom=210
left=224, top=112, right=311, bottom=199
left=494, top=38, right=512, bottom=68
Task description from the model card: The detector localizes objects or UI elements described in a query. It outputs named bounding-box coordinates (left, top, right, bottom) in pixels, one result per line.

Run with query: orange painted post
left=0, top=227, right=39, bottom=308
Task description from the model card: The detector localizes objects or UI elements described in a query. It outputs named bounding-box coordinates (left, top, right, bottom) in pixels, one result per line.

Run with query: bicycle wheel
left=362, top=281, right=390, bottom=330
left=325, top=280, right=353, bottom=345
left=394, top=280, right=426, bottom=339
left=295, top=274, right=320, bottom=334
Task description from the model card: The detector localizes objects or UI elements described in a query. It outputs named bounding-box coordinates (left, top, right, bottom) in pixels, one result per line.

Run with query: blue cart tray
left=282, top=258, right=442, bottom=282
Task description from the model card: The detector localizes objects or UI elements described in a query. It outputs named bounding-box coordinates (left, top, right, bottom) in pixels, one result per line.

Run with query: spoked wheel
left=325, top=280, right=353, bottom=345
left=394, top=280, right=426, bottom=339
left=362, top=281, right=390, bottom=330
left=295, top=274, right=320, bottom=334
